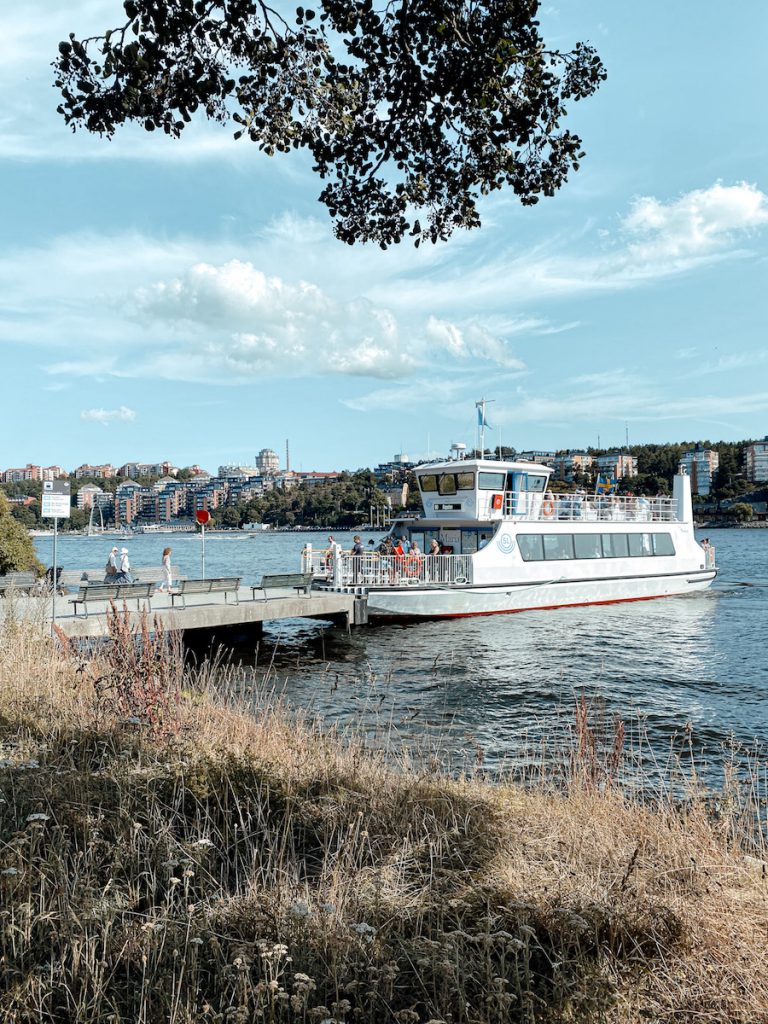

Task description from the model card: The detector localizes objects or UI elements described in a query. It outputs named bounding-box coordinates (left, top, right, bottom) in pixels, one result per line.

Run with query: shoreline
left=1, top=618, right=766, bottom=1022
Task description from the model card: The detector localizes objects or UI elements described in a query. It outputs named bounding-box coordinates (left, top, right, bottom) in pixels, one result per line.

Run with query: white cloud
left=80, top=405, right=136, bottom=425
left=622, top=183, right=768, bottom=263
left=130, top=259, right=527, bottom=380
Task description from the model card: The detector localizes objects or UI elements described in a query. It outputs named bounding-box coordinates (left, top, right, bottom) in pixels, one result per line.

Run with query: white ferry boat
left=302, top=454, right=716, bottom=620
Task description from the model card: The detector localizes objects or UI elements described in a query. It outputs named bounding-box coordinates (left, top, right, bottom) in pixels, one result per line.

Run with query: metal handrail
left=504, top=492, right=678, bottom=522
left=303, top=550, right=473, bottom=587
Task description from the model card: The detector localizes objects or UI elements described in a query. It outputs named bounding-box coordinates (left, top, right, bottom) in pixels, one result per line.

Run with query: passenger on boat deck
left=409, top=539, right=421, bottom=555
left=393, top=537, right=405, bottom=558
left=428, top=539, right=441, bottom=556
left=378, top=536, right=394, bottom=555
left=351, top=535, right=364, bottom=557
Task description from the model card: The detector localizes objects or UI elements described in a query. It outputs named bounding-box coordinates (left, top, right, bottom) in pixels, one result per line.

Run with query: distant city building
left=518, top=451, right=557, bottom=467
left=76, top=484, right=104, bottom=510
left=680, top=447, right=719, bottom=495
left=218, top=464, right=259, bottom=480
left=42, top=466, right=68, bottom=481
left=298, top=472, right=342, bottom=487
left=73, top=463, right=116, bottom=479
left=3, top=464, right=42, bottom=482
left=745, top=437, right=768, bottom=483
left=256, top=448, right=280, bottom=476
left=117, top=461, right=178, bottom=478
left=554, top=451, right=594, bottom=482
left=374, top=454, right=415, bottom=482
left=595, top=452, right=638, bottom=479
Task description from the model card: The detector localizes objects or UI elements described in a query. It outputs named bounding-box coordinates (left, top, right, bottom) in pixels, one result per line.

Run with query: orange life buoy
left=542, top=499, right=555, bottom=518
left=404, top=554, right=422, bottom=577
left=491, top=494, right=503, bottom=510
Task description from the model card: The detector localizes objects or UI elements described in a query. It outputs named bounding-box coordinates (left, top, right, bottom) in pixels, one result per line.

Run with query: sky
left=1, top=1, right=767, bottom=473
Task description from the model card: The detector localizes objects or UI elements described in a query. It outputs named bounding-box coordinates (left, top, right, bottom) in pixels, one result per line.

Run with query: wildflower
left=26, top=813, right=49, bottom=823
left=351, top=922, right=376, bottom=937
left=320, top=902, right=336, bottom=914
left=2, top=867, right=19, bottom=876
left=290, top=900, right=312, bottom=919
left=192, top=837, right=214, bottom=848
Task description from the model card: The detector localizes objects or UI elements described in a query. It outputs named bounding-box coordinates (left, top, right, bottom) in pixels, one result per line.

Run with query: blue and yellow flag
left=595, top=474, right=616, bottom=494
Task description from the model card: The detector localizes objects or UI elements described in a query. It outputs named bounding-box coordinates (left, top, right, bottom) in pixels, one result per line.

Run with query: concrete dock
left=8, top=586, right=366, bottom=642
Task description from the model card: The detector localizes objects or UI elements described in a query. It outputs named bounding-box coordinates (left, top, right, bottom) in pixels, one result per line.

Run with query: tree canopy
left=0, top=493, right=43, bottom=575
left=54, top=0, right=605, bottom=246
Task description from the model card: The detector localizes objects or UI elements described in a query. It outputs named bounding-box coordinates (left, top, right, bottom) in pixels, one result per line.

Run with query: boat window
left=518, top=535, right=544, bottom=561
left=653, top=532, right=675, bottom=556
left=478, top=471, right=505, bottom=490
left=574, top=534, right=603, bottom=559
left=628, top=533, right=653, bottom=557
left=462, top=531, right=478, bottom=554
left=526, top=475, right=548, bottom=493
left=456, top=471, right=475, bottom=490
left=543, top=534, right=575, bottom=560
left=602, top=533, right=629, bottom=558
left=438, top=474, right=457, bottom=495
left=419, top=475, right=438, bottom=492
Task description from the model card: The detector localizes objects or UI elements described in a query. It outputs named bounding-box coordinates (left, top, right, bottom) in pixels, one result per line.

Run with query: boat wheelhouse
left=303, top=456, right=717, bottom=619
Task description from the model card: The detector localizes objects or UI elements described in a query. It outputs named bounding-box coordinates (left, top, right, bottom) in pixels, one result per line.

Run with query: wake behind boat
left=302, top=452, right=716, bottom=620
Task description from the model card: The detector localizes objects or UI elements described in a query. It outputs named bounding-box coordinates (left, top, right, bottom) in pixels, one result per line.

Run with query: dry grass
left=0, top=612, right=766, bottom=1023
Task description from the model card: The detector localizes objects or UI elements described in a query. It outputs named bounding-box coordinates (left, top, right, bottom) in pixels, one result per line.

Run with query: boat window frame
left=517, top=534, right=544, bottom=561
left=543, top=534, right=575, bottom=560
left=573, top=533, right=603, bottom=559
left=419, top=474, right=438, bottom=492
left=478, top=471, right=506, bottom=490
left=456, top=471, right=475, bottom=491
left=602, top=533, right=629, bottom=558
left=652, top=532, right=676, bottom=556
left=438, top=473, right=458, bottom=495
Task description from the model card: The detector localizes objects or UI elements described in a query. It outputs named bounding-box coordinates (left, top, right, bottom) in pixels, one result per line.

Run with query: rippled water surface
left=35, top=528, right=768, bottom=773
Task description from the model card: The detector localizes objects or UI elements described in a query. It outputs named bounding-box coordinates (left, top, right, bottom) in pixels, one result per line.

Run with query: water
left=34, top=528, right=768, bottom=776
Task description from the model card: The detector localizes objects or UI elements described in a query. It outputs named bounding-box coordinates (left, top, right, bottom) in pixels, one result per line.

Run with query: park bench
left=169, top=577, right=242, bottom=609
left=70, top=582, right=154, bottom=616
left=253, top=572, right=313, bottom=599
left=0, top=571, right=39, bottom=595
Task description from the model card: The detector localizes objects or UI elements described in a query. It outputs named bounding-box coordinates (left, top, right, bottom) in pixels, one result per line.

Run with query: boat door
left=507, top=471, right=528, bottom=516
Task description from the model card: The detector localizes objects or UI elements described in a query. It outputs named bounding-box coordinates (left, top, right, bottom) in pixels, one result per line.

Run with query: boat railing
left=504, top=492, right=678, bottom=523
left=302, top=548, right=473, bottom=588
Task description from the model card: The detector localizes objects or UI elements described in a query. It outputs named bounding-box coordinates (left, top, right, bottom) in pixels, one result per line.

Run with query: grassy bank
left=0, top=611, right=766, bottom=1023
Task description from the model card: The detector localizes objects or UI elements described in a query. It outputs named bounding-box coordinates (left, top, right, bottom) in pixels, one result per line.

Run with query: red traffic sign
left=195, top=509, right=211, bottom=525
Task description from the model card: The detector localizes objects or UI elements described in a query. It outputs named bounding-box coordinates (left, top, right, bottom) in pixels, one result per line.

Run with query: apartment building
left=594, top=452, right=638, bottom=479
left=73, top=463, right=115, bottom=479
left=3, top=464, right=42, bottom=482
left=745, top=437, right=768, bottom=483
left=680, top=447, right=720, bottom=495
left=554, top=451, right=595, bottom=482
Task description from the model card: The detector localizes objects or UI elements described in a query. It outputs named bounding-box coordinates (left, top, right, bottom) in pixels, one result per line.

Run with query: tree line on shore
left=0, top=439, right=763, bottom=539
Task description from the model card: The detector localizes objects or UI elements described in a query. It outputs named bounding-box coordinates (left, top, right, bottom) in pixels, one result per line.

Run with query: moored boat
left=302, top=452, right=716, bottom=620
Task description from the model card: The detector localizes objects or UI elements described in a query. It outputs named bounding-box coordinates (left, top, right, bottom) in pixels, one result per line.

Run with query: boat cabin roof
left=416, top=457, right=552, bottom=477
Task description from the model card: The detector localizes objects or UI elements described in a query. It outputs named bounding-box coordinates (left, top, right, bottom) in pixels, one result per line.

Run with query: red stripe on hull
left=369, top=590, right=689, bottom=621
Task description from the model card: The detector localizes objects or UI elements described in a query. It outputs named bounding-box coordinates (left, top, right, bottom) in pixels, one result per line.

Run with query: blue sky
left=1, top=1, right=767, bottom=473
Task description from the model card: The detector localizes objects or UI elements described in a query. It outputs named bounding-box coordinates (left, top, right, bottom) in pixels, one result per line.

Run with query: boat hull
left=360, top=569, right=717, bottom=619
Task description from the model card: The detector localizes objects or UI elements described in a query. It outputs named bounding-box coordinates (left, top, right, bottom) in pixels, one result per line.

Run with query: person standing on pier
left=116, top=547, right=132, bottom=583
left=157, top=547, right=173, bottom=593
left=104, top=546, right=119, bottom=582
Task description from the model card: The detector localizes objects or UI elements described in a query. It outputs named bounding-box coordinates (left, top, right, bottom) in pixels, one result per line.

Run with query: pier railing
left=303, top=549, right=473, bottom=588
left=505, top=492, right=678, bottom=523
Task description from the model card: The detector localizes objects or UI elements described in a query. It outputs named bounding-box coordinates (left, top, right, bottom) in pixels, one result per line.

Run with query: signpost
left=41, top=480, right=71, bottom=633
left=195, top=509, right=211, bottom=578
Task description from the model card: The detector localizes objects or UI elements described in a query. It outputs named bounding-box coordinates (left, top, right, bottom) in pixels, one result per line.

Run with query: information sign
left=41, top=479, right=71, bottom=519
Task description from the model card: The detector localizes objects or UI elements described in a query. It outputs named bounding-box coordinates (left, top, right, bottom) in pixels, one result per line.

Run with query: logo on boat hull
left=497, top=533, right=515, bottom=553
